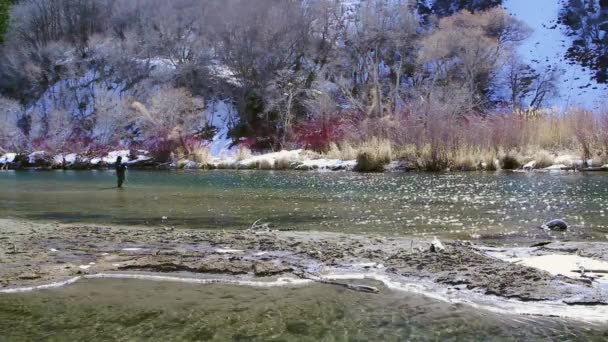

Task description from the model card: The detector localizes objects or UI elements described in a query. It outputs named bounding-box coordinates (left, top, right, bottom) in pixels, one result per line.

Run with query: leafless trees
left=0, top=0, right=563, bottom=155
left=0, top=96, right=23, bottom=152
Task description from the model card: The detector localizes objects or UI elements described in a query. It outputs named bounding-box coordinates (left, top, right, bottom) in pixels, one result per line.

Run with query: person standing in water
left=115, top=156, right=127, bottom=188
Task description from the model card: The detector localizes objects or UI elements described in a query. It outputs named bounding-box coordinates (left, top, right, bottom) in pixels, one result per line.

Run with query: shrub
left=190, top=146, right=211, bottom=166
left=325, top=141, right=357, bottom=160
left=500, top=154, right=521, bottom=170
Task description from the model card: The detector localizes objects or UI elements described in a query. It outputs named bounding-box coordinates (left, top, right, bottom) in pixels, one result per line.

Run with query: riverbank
left=2, top=219, right=607, bottom=321
left=2, top=149, right=608, bottom=173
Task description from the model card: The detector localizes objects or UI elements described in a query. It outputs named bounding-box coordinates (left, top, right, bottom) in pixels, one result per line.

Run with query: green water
left=1, top=279, right=606, bottom=341
left=1, top=170, right=607, bottom=240
left=3, top=170, right=608, bottom=340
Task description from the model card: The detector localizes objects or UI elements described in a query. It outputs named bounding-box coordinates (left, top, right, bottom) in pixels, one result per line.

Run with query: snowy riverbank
left=1, top=149, right=608, bottom=173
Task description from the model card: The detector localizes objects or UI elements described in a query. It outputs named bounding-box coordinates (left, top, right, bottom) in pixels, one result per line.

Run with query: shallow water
left=3, top=170, right=608, bottom=340
left=1, top=170, right=607, bottom=241
left=1, top=278, right=606, bottom=341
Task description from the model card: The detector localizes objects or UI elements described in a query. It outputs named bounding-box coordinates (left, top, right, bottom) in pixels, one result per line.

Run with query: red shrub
left=290, top=113, right=358, bottom=151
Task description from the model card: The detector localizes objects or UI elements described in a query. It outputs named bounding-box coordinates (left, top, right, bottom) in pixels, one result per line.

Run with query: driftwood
left=571, top=270, right=608, bottom=274
left=294, top=271, right=379, bottom=294
left=248, top=218, right=272, bottom=232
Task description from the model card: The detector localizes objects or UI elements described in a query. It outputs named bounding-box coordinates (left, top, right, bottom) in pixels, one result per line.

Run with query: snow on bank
left=102, top=150, right=130, bottom=164
left=204, top=100, right=239, bottom=157
left=206, top=149, right=357, bottom=171
left=0, top=153, right=16, bottom=164
left=482, top=246, right=608, bottom=285
left=518, top=255, right=608, bottom=280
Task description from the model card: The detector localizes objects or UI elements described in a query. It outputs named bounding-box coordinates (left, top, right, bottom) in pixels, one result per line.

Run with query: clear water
left=3, top=170, right=608, bottom=340
left=1, top=279, right=606, bottom=341
left=1, top=170, right=607, bottom=241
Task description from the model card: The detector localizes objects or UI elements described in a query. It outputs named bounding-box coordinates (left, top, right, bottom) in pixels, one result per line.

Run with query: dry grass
left=256, top=159, right=273, bottom=170
left=354, top=138, right=392, bottom=172
left=532, top=150, right=555, bottom=169
left=339, top=107, right=608, bottom=171
left=325, top=142, right=358, bottom=160
left=190, top=146, right=211, bottom=165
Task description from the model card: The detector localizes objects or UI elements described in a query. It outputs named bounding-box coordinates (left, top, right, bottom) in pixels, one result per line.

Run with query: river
left=1, top=170, right=607, bottom=340
left=1, top=170, right=607, bottom=241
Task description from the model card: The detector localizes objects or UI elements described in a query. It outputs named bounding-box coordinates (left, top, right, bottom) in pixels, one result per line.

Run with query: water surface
left=1, top=279, right=606, bottom=341
left=1, top=170, right=607, bottom=241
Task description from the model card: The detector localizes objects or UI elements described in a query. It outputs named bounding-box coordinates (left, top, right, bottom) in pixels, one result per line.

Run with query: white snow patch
left=204, top=100, right=239, bottom=157
left=504, top=0, right=607, bottom=109
left=53, top=153, right=78, bottom=165
left=299, top=158, right=356, bottom=171
left=0, top=153, right=16, bottom=164
left=238, top=149, right=304, bottom=168
left=103, top=150, right=130, bottom=164
left=544, top=164, right=568, bottom=171
left=215, top=248, right=244, bottom=254
left=518, top=254, right=608, bottom=281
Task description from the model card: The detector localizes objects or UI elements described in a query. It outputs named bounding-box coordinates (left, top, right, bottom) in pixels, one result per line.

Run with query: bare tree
left=0, top=96, right=24, bottom=152
left=130, top=86, right=204, bottom=158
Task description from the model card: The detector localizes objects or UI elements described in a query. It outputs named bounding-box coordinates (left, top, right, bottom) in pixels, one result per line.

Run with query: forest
left=0, top=0, right=607, bottom=171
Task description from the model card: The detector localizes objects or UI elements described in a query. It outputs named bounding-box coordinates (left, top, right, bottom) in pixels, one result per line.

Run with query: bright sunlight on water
left=1, top=170, right=607, bottom=241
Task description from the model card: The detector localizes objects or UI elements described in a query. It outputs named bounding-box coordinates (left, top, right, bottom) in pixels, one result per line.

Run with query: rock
left=523, top=160, right=536, bottom=170
left=430, top=236, right=445, bottom=253
left=27, top=151, right=52, bottom=168
left=253, top=261, right=291, bottom=276
left=541, top=219, right=569, bottom=231
left=178, top=159, right=199, bottom=169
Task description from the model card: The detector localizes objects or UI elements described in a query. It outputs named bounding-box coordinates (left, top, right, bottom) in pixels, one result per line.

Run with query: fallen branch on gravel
left=294, top=271, right=379, bottom=294
left=248, top=218, right=272, bottom=232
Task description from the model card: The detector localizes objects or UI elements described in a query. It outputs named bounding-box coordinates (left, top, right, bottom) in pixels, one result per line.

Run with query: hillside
left=0, top=0, right=607, bottom=171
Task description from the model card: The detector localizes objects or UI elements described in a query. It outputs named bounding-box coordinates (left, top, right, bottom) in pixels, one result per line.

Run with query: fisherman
left=115, top=156, right=127, bottom=188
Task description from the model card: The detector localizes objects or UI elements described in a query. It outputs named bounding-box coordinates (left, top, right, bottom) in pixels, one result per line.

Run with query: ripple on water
left=0, top=170, right=607, bottom=241
left=0, top=277, right=607, bottom=340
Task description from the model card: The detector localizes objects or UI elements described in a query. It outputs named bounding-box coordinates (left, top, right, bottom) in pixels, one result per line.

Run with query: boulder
left=523, top=160, right=537, bottom=170
left=430, top=236, right=445, bottom=253
left=27, top=151, right=53, bottom=168
left=541, top=219, right=569, bottom=231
